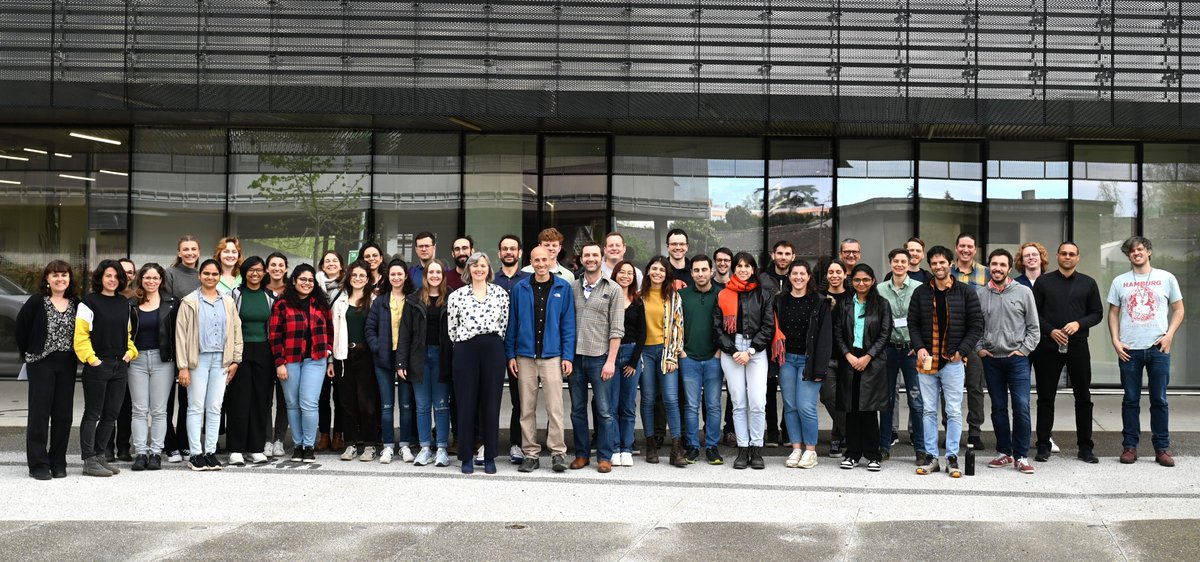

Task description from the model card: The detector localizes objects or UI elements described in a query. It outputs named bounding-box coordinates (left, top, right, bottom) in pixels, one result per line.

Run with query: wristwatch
left=746, top=348, right=756, bottom=356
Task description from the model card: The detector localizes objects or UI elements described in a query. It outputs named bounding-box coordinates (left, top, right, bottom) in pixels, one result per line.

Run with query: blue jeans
left=283, top=358, right=327, bottom=448
left=569, top=354, right=615, bottom=461
left=639, top=344, right=682, bottom=439
left=779, top=353, right=821, bottom=446
left=375, top=362, right=416, bottom=446
left=680, top=355, right=723, bottom=449
left=982, top=354, right=1032, bottom=458
left=1119, top=346, right=1171, bottom=451
left=187, top=351, right=227, bottom=455
left=918, top=359, right=964, bottom=458
left=883, top=347, right=924, bottom=453
left=609, top=342, right=641, bottom=453
left=413, top=346, right=451, bottom=448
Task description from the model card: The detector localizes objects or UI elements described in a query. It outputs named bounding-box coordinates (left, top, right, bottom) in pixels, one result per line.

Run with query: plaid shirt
left=269, top=298, right=333, bottom=367
left=572, top=276, right=625, bottom=357
left=951, top=261, right=987, bottom=287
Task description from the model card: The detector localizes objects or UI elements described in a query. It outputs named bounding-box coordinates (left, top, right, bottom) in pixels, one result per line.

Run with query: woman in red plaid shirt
left=269, top=264, right=334, bottom=463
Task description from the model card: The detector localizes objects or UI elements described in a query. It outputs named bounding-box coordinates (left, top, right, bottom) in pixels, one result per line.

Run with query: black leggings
left=845, top=411, right=881, bottom=462
left=336, top=348, right=379, bottom=445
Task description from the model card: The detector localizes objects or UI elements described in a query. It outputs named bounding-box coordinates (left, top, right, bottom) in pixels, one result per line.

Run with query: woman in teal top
left=227, top=257, right=274, bottom=466
left=833, top=263, right=892, bottom=472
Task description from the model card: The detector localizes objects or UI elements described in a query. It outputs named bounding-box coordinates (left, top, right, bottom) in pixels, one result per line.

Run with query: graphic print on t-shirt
left=1126, top=284, right=1158, bottom=324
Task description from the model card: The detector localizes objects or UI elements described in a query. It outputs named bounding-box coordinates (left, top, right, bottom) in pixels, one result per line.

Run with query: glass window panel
left=1142, top=144, right=1199, bottom=387
left=544, top=136, right=607, bottom=267
left=464, top=134, right=537, bottom=267
left=837, top=140, right=913, bottom=273
left=768, top=139, right=833, bottom=265
left=1073, top=144, right=1137, bottom=386
left=374, top=132, right=460, bottom=266
left=613, top=136, right=763, bottom=265
left=228, top=130, right=370, bottom=267
left=986, top=141, right=1069, bottom=261
left=919, top=142, right=982, bottom=265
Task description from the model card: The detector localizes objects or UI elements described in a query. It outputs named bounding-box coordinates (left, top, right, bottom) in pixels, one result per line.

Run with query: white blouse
left=446, top=283, right=510, bottom=343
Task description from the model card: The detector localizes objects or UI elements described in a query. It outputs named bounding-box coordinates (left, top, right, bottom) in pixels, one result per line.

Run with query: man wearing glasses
left=409, top=231, right=438, bottom=290
left=839, top=239, right=862, bottom=292
left=666, top=228, right=693, bottom=287
left=1030, top=242, right=1103, bottom=464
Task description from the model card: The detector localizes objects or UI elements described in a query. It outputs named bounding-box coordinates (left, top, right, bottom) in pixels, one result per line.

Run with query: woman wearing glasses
left=269, top=264, right=334, bottom=463
left=834, top=264, right=892, bottom=471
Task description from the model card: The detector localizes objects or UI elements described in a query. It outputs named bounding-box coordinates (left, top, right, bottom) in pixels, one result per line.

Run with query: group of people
left=16, top=226, right=1184, bottom=480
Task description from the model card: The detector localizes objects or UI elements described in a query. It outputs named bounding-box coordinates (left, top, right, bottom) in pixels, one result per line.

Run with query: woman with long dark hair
left=771, top=260, right=834, bottom=469
left=127, top=262, right=179, bottom=471
left=358, top=242, right=386, bottom=294
left=366, top=258, right=417, bottom=464
left=74, top=259, right=137, bottom=477
left=821, top=258, right=850, bottom=458
left=396, top=260, right=456, bottom=467
left=834, top=263, right=893, bottom=471
left=265, top=252, right=288, bottom=298
left=714, top=252, right=775, bottom=470
left=331, top=261, right=380, bottom=461
left=175, top=259, right=243, bottom=471
left=18, top=260, right=79, bottom=480
left=270, top=263, right=334, bottom=463
left=637, top=255, right=684, bottom=465
left=228, top=257, right=275, bottom=465
left=609, top=260, right=644, bottom=467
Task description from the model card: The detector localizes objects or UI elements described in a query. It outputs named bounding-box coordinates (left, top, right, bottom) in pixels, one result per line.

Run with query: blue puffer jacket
left=504, top=275, right=577, bottom=362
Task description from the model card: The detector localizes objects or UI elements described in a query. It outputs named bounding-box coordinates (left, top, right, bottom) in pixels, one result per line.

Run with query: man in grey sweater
left=976, top=248, right=1040, bottom=475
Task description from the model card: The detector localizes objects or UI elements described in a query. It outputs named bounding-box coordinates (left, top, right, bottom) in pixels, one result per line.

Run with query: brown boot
left=315, top=432, right=331, bottom=451
left=644, top=436, right=659, bottom=464
left=669, top=437, right=687, bottom=468
left=331, top=433, right=345, bottom=452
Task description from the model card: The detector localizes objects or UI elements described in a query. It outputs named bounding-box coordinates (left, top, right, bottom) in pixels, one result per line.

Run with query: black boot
left=733, top=447, right=750, bottom=470
left=749, top=446, right=765, bottom=469
left=644, top=436, right=659, bottom=464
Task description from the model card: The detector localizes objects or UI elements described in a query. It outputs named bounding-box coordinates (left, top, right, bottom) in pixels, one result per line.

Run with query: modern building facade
left=0, top=1, right=1196, bottom=385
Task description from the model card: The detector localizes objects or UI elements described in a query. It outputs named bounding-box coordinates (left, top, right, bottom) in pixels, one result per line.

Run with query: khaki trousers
left=517, top=357, right=566, bottom=456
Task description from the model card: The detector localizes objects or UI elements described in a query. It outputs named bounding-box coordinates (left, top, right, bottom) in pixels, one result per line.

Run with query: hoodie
left=975, top=280, right=1040, bottom=356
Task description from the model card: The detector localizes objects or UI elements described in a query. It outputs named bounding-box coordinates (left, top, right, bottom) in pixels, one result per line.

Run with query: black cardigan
left=394, top=294, right=453, bottom=384
left=16, top=295, right=78, bottom=359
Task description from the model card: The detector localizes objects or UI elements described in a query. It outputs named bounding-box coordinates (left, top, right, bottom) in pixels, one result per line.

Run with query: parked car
left=0, top=274, right=30, bottom=377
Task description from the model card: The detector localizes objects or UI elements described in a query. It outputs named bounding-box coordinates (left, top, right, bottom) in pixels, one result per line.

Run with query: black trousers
left=336, top=347, right=380, bottom=445
left=107, top=387, right=132, bottom=454
left=165, top=381, right=188, bottom=453
left=508, top=373, right=522, bottom=447
left=452, top=334, right=505, bottom=463
left=1032, top=345, right=1094, bottom=449
left=79, top=359, right=128, bottom=459
left=765, top=361, right=780, bottom=437
left=225, top=341, right=273, bottom=453
left=26, top=351, right=76, bottom=473
left=819, top=367, right=846, bottom=442
left=318, top=371, right=338, bottom=435
left=845, top=411, right=881, bottom=462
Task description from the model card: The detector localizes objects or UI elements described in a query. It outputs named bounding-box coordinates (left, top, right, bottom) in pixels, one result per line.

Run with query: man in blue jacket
left=507, top=246, right=577, bottom=473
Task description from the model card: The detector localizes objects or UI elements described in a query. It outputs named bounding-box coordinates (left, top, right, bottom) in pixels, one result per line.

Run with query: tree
left=247, top=154, right=367, bottom=264
left=725, top=205, right=760, bottom=229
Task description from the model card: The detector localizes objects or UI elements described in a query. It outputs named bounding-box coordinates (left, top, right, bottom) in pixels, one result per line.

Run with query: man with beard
left=494, top=234, right=530, bottom=464
left=713, top=247, right=733, bottom=285
left=951, top=232, right=988, bottom=451
left=446, top=236, right=474, bottom=292
left=409, top=231, right=438, bottom=290
left=568, top=242, right=624, bottom=473
left=666, top=228, right=693, bottom=287
left=758, top=240, right=794, bottom=447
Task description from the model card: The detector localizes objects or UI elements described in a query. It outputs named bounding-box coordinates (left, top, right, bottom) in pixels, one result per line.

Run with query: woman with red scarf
left=713, top=252, right=776, bottom=470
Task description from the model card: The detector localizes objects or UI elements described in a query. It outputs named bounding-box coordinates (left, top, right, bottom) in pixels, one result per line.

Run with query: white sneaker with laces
left=798, top=450, right=818, bottom=469
left=414, top=447, right=433, bottom=466
left=272, top=440, right=285, bottom=457
left=786, top=449, right=803, bottom=468
left=227, top=452, right=245, bottom=466
left=263, top=442, right=275, bottom=457
left=250, top=453, right=269, bottom=464
left=379, top=445, right=394, bottom=464
left=399, top=444, right=415, bottom=463
left=340, top=446, right=357, bottom=461
left=620, top=452, right=634, bottom=467
left=167, top=451, right=183, bottom=463
left=359, top=445, right=377, bottom=462
left=435, top=448, right=451, bottom=467
left=509, top=445, right=525, bottom=463
left=1049, top=438, right=1061, bottom=453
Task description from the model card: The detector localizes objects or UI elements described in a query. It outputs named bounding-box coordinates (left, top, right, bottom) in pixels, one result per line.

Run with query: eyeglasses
left=246, top=267, right=265, bottom=274
left=1058, top=252, right=1078, bottom=257
left=841, top=250, right=861, bottom=256
left=851, top=278, right=873, bottom=284
left=295, top=277, right=315, bottom=284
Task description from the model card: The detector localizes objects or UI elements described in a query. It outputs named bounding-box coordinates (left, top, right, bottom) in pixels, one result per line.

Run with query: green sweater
left=238, top=288, right=271, bottom=343
left=679, top=283, right=722, bottom=361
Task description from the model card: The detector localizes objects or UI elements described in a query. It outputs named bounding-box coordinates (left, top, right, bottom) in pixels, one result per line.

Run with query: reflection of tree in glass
left=765, top=183, right=826, bottom=227
left=247, top=154, right=366, bottom=264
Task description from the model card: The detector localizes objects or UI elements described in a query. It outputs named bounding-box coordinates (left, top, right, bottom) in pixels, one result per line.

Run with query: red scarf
left=719, top=275, right=757, bottom=334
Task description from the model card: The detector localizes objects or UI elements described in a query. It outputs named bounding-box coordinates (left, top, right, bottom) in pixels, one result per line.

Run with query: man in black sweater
left=1031, top=242, right=1104, bottom=463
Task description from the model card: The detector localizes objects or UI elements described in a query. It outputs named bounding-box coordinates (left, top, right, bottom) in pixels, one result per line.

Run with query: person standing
left=521, top=227, right=576, bottom=280
left=396, top=261, right=454, bottom=467
left=110, top=258, right=137, bottom=461
left=331, top=261, right=381, bottom=462
left=127, top=263, right=179, bottom=471
left=1031, top=242, right=1103, bottom=463
left=884, top=237, right=932, bottom=284
left=601, top=231, right=644, bottom=286
left=950, top=232, right=988, bottom=451
left=909, top=246, right=984, bottom=478
left=445, top=236, right=475, bottom=292
left=1014, top=242, right=1048, bottom=289
left=665, top=229, right=692, bottom=287
left=164, top=235, right=201, bottom=462
left=263, top=252, right=295, bottom=454
left=366, top=258, right=418, bottom=464
left=175, top=259, right=243, bottom=471
left=316, top=250, right=344, bottom=294
left=1107, top=236, right=1185, bottom=467
left=638, top=256, right=685, bottom=465
left=568, top=242, right=624, bottom=473
left=228, top=258, right=274, bottom=465
left=357, top=242, right=386, bottom=294
left=679, top=255, right=724, bottom=465
left=609, top=260, right=645, bottom=467
left=74, top=260, right=137, bottom=477
left=447, top=253, right=510, bottom=474
left=877, top=249, right=923, bottom=463
left=821, top=259, right=850, bottom=457
left=214, top=237, right=243, bottom=295
left=772, top=260, right=834, bottom=469
left=758, top=241, right=794, bottom=448
left=834, top=264, right=892, bottom=471
left=409, top=231, right=438, bottom=291
left=712, top=247, right=734, bottom=286
left=493, top=234, right=530, bottom=464
left=509, top=246, right=577, bottom=473
left=18, top=261, right=79, bottom=480
left=270, top=264, right=334, bottom=463
left=715, top=252, right=775, bottom=470
left=976, top=249, right=1040, bottom=475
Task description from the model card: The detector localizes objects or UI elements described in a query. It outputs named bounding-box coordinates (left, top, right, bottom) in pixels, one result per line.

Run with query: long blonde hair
left=420, top=260, right=447, bottom=308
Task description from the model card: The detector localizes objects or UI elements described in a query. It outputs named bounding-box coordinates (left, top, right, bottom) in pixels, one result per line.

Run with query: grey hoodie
left=976, top=280, right=1040, bottom=356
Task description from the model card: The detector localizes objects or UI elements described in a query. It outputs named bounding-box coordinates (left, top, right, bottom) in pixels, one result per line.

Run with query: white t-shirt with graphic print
left=1107, top=268, right=1183, bottom=350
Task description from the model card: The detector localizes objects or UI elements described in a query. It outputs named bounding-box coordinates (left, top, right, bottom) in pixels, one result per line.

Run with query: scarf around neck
left=719, top=275, right=757, bottom=334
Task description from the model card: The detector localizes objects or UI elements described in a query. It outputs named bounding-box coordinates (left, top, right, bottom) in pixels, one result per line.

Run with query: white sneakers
left=379, top=445, right=394, bottom=464
left=797, top=450, right=818, bottom=469
left=359, top=446, right=377, bottom=462
left=414, top=447, right=433, bottom=466
left=166, top=451, right=183, bottom=463
left=340, top=446, right=357, bottom=461
left=272, top=440, right=285, bottom=457
left=250, top=452, right=269, bottom=464
left=227, top=452, right=245, bottom=466
left=263, top=442, right=275, bottom=457
left=786, top=449, right=803, bottom=468
left=619, top=452, right=634, bottom=467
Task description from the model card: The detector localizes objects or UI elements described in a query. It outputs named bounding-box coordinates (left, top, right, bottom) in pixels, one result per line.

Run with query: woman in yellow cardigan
left=638, top=256, right=684, bottom=465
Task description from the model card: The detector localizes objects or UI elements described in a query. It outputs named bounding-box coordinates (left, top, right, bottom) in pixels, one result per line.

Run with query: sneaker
left=1049, top=438, right=1061, bottom=453
left=399, top=445, right=415, bottom=463
left=881, top=450, right=891, bottom=461
left=866, top=460, right=882, bottom=471
left=475, top=445, right=486, bottom=466
left=685, top=447, right=699, bottom=464
left=227, top=452, right=245, bottom=467
left=205, top=453, right=222, bottom=471
left=340, top=446, right=358, bottom=461
left=1016, top=457, right=1035, bottom=474
left=250, top=453, right=269, bottom=464
left=1120, top=447, right=1138, bottom=464
left=359, top=445, right=376, bottom=462
left=414, top=447, right=433, bottom=466
left=916, top=453, right=940, bottom=475
left=705, top=447, right=723, bottom=465
left=828, top=440, right=843, bottom=458
left=188, top=455, right=208, bottom=472
left=551, top=454, right=568, bottom=472
left=1155, top=450, right=1176, bottom=467
left=509, top=445, right=526, bottom=465
left=987, top=453, right=1014, bottom=469
left=518, top=456, right=540, bottom=473
left=272, top=440, right=285, bottom=457
left=786, top=449, right=803, bottom=468
left=263, top=442, right=276, bottom=457
left=302, top=447, right=316, bottom=463
left=839, top=457, right=858, bottom=470
left=434, top=448, right=450, bottom=467
left=1035, top=443, right=1051, bottom=462
left=620, top=451, right=634, bottom=467
left=131, top=454, right=148, bottom=472
left=379, top=445, right=394, bottom=464
left=146, top=454, right=162, bottom=471
left=166, top=450, right=183, bottom=463
left=946, top=455, right=962, bottom=478
left=798, top=450, right=818, bottom=469
left=891, top=436, right=900, bottom=447
left=290, top=447, right=304, bottom=462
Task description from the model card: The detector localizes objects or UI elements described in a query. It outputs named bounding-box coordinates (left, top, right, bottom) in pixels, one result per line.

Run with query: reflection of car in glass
left=0, top=274, right=31, bottom=377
